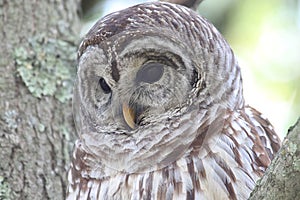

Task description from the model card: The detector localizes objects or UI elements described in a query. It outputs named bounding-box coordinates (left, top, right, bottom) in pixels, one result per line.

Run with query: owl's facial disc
left=122, top=63, right=165, bottom=129
left=113, top=49, right=192, bottom=130
left=77, top=44, right=192, bottom=132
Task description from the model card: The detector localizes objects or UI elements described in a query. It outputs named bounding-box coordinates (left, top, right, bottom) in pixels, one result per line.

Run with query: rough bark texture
left=249, top=118, right=300, bottom=200
left=0, top=1, right=80, bottom=199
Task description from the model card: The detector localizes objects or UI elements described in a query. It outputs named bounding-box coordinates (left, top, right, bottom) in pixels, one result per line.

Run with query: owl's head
left=73, top=2, right=244, bottom=169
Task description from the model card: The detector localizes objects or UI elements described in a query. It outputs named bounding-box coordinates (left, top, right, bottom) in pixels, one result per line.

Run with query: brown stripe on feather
left=161, top=165, right=172, bottom=199
left=224, top=125, right=240, bottom=147
left=232, top=146, right=243, bottom=167
left=253, top=144, right=271, bottom=168
left=101, top=183, right=109, bottom=200
left=111, top=179, right=123, bottom=197
left=186, top=190, right=194, bottom=200
left=225, top=117, right=264, bottom=178
left=249, top=107, right=281, bottom=154
left=210, top=152, right=236, bottom=182
left=262, top=125, right=280, bottom=154
left=259, top=136, right=274, bottom=160
left=157, top=177, right=167, bottom=200
left=224, top=179, right=237, bottom=200
left=239, top=111, right=258, bottom=140
left=157, top=165, right=176, bottom=200
left=111, top=60, right=120, bottom=82
left=72, top=142, right=88, bottom=176
left=158, top=167, right=174, bottom=200
left=124, top=174, right=129, bottom=187
left=190, top=130, right=207, bottom=150
left=186, top=156, right=195, bottom=199
left=190, top=119, right=209, bottom=153
left=251, top=142, right=271, bottom=171
left=86, top=181, right=92, bottom=199
left=162, top=166, right=170, bottom=180
left=223, top=131, right=243, bottom=167
left=173, top=162, right=183, bottom=196
left=220, top=157, right=237, bottom=182
left=139, top=175, right=144, bottom=199
left=240, top=110, right=273, bottom=176
left=145, top=171, right=154, bottom=200
left=238, top=111, right=268, bottom=175
left=187, top=156, right=202, bottom=192
left=96, top=180, right=101, bottom=200
left=195, top=158, right=206, bottom=179
left=77, top=177, right=89, bottom=199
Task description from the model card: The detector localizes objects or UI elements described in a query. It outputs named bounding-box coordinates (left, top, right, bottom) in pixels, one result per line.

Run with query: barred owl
left=67, top=2, right=281, bottom=200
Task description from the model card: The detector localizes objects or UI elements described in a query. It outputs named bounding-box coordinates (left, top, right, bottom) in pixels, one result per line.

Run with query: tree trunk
left=0, top=1, right=80, bottom=199
left=249, top=118, right=300, bottom=200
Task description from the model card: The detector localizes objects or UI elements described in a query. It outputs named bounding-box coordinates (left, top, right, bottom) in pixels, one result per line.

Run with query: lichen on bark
left=0, top=176, right=11, bottom=200
left=14, top=35, right=77, bottom=103
left=0, top=1, right=80, bottom=199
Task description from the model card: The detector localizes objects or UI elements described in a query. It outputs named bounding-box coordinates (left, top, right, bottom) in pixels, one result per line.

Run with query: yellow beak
left=122, top=103, right=135, bottom=129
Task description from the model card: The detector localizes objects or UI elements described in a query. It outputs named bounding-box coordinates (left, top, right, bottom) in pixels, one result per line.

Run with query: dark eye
left=136, top=62, right=164, bottom=84
left=99, top=77, right=111, bottom=94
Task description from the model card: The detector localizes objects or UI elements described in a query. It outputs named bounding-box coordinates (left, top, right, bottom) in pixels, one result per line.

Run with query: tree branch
left=249, top=118, right=300, bottom=199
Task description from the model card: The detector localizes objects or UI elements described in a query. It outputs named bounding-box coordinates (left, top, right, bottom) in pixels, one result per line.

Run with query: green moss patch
left=14, top=35, right=77, bottom=103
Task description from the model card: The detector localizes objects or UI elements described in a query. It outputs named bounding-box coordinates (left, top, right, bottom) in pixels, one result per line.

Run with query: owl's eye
left=136, top=62, right=164, bottom=84
left=99, top=77, right=111, bottom=94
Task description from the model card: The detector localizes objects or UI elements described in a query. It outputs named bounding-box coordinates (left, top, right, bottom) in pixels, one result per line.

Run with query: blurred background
left=80, top=0, right=300, bottom=139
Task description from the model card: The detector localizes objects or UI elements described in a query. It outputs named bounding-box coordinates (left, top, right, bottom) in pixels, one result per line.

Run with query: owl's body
left=67, top=2, right=280, bottom=200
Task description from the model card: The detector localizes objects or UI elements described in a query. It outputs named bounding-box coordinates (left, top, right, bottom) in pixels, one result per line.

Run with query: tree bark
left=249, top=118, right=300, bottom=200
left=0, top=1, right=80, bottom=199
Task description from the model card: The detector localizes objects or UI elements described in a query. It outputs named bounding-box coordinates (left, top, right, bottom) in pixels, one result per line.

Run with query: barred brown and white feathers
left=67, top=2, right=280, bottom=200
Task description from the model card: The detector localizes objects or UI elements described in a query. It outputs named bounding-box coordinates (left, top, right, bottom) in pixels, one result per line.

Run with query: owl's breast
left=67, top=152, right=257, bottom=200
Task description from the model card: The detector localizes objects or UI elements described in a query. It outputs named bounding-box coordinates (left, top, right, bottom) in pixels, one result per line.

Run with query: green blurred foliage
left=221, top=0, right=300, bottom=137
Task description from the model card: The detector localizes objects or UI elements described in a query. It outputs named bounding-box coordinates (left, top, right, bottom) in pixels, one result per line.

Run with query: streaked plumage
left=67, top=2, right=280, bottom=200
